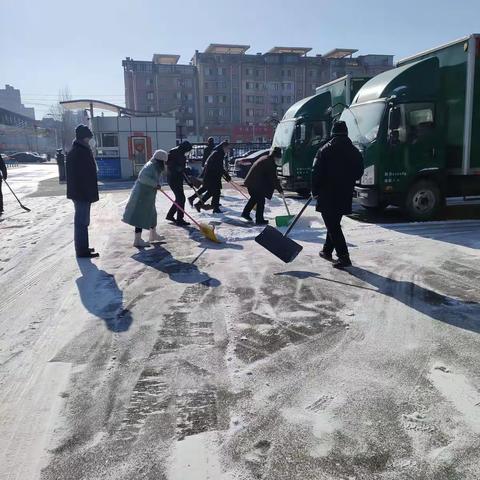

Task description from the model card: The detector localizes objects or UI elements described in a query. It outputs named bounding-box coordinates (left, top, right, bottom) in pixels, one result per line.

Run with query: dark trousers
left=201, top=188, right=221, bottom=208
left=321, top=212, right=349, bottom=258
left=0, top=179, right=3, bottom=212
left=73, top=200, right=91, bottom=254
left=167, top=179, right=185, bottom=220
left=58, top=163, right=66, bottom=182
left=242, top=188, right=265, bottom=222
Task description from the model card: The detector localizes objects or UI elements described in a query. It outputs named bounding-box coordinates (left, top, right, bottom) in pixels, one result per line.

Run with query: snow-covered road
left=1, top=165, right=480, bottom=480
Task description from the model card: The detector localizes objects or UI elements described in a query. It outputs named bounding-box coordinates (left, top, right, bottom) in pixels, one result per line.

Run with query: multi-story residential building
left=123, top=55, right=199, bottom=140
left=0, top=85, right=35, bottom=119
left=123, top=45, right=393, bottom=142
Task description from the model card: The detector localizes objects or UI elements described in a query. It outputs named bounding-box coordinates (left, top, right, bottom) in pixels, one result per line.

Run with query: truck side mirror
left=388, top=107, right=401, bottom=130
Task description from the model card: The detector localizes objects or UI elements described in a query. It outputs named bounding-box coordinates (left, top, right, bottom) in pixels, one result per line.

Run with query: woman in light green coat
left=122, top=149, right=167, bottom=247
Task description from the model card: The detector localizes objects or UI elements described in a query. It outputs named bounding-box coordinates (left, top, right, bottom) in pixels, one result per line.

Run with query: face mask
left=88, top=138, right=96, bottom=149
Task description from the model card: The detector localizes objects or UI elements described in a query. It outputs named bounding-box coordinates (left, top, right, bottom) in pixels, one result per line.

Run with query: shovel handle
left=228, top=179, right=250, bottom=200
left=281, top=193, right=291, bottom=216
left=159, top=188, right=202, bottom=229
left=284, top=196, right=313, bottom=238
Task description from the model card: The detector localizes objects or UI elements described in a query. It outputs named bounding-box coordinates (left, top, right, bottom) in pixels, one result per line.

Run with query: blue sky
left=1, top=0, right=478, bottom=118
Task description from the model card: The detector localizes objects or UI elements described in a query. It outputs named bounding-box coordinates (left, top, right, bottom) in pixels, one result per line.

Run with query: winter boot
left=134, top=232, right=150, bottom=248
left=165, top=214, right=176, bottom=222
left=175, top=219, right=191, bottom=227
left=149, top=228, right=162, bottom=243
left=212, top=207, right=223, bottom=214
left=256, top=219, right=269, bottom=225
left=332, top=256, right=352, bottom=269
left=241, top=212, right=253, bottom=222
left=319, top=250, right=333, bottom=261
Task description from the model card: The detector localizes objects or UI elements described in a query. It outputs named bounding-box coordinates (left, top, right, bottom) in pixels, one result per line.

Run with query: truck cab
left=349, top=34, right=480, bottom=220
left=272, top=75, right=370, bottom=196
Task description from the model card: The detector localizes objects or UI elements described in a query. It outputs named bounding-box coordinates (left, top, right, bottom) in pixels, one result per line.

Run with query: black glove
left=224, top=173, right=232, bottom=182
left=184, top=167, right=192, bottom=176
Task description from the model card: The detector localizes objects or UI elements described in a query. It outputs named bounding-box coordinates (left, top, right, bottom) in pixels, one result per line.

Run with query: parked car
left=228, top=149, right=256, bottom=168
left=233, top=149, right=270, bottom=178
left=9, top=152, right=44, bottom=163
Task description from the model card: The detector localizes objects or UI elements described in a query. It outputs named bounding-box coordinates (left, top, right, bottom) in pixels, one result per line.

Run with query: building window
left=205, top=95, right=215, bottom=104
left=186, top=119, right=194, bottom=126
left=287, top=69, right=292, bottom=78
left=146, top=92, right=154, bottom=101
left=256, top=96, right=264, bottom=104
left=146, top=78, right=154, bottom=86
left=176, top=92, right=182, bottom=100
left=246, top=108, right=254, bottom=117
left=187, top=106, right=194, bottom=114
left=218, top=95, right=227, bottom=104
left=218, top=108, right=226, bottom=117
left=184, top=79, right=193, bottom=88
left=207, top=109, right=215, bottom=118
left=149, top=106, right=155, bottom=112
left=246, top=82, right=252, bottom=90
left=207, top=67, right=214, bottom=75
left=254, top=69, right=260, bottom=77
left=187, top=93, right=193, bottom=101
left=101, top=133, right=118, bottom=147
left=218, top=67, right=226, bottom=76
left=246, top=68, right=253, bottom=76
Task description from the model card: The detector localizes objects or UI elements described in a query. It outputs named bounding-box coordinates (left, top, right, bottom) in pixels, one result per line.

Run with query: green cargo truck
left=272, top=75, right=370, bottom=195
left=347, top=34, right=480, bottom=220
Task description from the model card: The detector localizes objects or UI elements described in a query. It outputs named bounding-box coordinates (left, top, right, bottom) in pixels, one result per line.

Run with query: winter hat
left=207, top=137, right=214, bottom=144
left=152, top=149, right=168, bottom=163
left=75, top=124, right=93, bottom=140
left=331, top=120, right=348, bottom=136
left=179, top=140, right=192, bottom=152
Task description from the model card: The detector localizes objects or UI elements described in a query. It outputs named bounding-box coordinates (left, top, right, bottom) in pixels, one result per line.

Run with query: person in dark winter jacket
left=202, top=137, right=215, bottom=167
left=165, top=141, right=192, bottom=226
left=311, top=120, right=364, bottom=269
left=0, top=153, right=7, bottom=215
left=194, top=141, right=231, bottom=214
left=66, top=124, right=100, bottom=258
left=241, top=147, right=284, bottom=225
left=56, top=148, right=66, bottom=182
left=188, top=137, right=215, bottom=207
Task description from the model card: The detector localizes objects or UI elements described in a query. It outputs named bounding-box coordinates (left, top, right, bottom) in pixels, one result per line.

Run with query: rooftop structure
left=204, top=44, right=250, bottom=55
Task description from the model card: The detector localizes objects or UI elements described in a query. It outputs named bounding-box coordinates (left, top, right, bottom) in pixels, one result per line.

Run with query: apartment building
left=123, top=45, right=393, bottom=142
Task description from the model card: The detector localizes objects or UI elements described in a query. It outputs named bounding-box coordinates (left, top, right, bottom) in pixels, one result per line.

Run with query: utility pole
left=178, top=125, right=184, bottom=143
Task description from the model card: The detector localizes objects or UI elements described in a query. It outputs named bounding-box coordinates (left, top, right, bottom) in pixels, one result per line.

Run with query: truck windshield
left=272, top=120, right=296, bottom=148
left=340, top=101, right=386, bottom=147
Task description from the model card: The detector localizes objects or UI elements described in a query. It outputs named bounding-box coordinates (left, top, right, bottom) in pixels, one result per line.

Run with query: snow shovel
left=159, top=188, right=221, bottom=243
left=255, top=197, right=313, bottom=263
left=3, top=179, right=31, bottom=212
left=275, top=193, right=294, bottom=227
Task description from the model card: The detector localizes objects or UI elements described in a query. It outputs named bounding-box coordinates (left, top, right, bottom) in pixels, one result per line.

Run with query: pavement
left=1, top=164, right=480, bottom=480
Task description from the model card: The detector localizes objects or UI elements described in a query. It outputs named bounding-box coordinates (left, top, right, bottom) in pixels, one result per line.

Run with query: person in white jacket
left=122, top=150, right=167, bottom=247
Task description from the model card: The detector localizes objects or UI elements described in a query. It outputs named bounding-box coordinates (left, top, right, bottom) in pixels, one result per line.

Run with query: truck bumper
left=279, top=176, right=309, bottom=191
left=354, top=186, right=379, bottom=207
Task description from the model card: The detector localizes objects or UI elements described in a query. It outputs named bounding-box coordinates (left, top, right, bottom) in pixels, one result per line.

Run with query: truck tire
left=404, top=179, right=443, bottom=221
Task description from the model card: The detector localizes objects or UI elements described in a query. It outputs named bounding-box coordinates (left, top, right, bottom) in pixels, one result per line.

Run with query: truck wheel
left=404, top=179, right=443, bottom=221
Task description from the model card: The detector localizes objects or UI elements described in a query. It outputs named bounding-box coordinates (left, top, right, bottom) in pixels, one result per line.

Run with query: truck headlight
left=282, top=162, right=290, bottom=176
left=361, top=165, right=375, bottom=185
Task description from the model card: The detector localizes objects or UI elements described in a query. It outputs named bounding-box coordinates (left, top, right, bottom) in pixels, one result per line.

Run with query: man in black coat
left=311, top=121, right=364, bottom=269
left=202, top=137, right=215, bottom=167
left=187, top=137, right=215, bottom=207
left=241, top=147, right=283, bottom=225
left=56, top=148, right=66, bottom=182
left=66, top=124, right=100, bottom=258
left=166, top=141, right=192, bottom=226
left=195, top=141, right=231, bottom=214
left=0, top=153, right=7, bottom=215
